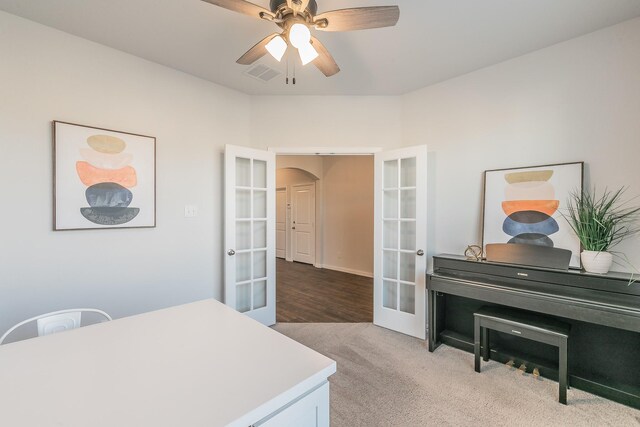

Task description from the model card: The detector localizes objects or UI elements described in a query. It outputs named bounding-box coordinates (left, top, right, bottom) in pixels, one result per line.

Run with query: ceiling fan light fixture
left=204, top=0, right=401, bottom=78
left=289, top=23, right=311, bottom=49
left=298, top=42, right=319, bottom=65
left=265, top=35, right=288, bottom=62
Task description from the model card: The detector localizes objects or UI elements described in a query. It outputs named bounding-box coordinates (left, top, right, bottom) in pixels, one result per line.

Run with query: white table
left=0, top=299, right=336, bottom=426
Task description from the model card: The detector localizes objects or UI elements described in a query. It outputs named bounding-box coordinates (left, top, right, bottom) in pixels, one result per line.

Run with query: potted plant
left=564, top=187, right=640, bottom=274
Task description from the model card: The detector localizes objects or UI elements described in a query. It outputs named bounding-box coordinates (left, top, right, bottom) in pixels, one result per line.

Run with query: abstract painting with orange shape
left=483, top=162, right=583, bottom=268
left=54, top=121, right=155, bottom=230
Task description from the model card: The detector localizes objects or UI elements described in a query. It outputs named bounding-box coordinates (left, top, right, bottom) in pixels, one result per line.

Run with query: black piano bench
left=473, top=306, right=571, bottom=404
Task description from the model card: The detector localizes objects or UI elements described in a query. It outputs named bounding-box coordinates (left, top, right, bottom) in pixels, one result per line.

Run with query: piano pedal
left=532, top=368, right=542, bottom=380
left=518, top=363, right=527, bottom=375
left=506, top=359, right=515, bottom=370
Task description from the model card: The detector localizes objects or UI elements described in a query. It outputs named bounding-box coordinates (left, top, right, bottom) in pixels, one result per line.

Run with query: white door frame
left=269, top=147, right=382, bottom=155
left=276, top=187, right=287, bottom=259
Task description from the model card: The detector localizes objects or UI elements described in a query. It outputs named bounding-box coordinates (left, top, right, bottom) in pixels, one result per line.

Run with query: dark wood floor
left=276, top=259, right=373, bottom=323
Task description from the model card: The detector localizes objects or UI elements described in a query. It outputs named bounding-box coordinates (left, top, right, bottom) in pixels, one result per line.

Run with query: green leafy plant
left=564, top=187, right=640, bottom=252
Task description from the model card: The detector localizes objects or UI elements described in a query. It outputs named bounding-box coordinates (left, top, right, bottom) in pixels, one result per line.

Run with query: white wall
left=402, top=16, right=640, bottom=269
left=321, top=156, right=374, bottom=277
left=276, top=156, right=323, bottom=180
left=250, top=96, right=403, bottom=150
left=0, top=12, right=250, bottom=334
left=276, top=168, right=318, bottom=188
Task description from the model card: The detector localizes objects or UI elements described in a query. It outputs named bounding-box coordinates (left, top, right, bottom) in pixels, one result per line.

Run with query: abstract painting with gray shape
left=76, top=134, right=139, bottom=225
left=483, top=162, right=583, bottom=268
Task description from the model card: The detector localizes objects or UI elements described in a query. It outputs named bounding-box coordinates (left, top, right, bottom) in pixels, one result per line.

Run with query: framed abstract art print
left=53, top=121, right=156, bottom=230
left=482, top=162, right=583, bottom=268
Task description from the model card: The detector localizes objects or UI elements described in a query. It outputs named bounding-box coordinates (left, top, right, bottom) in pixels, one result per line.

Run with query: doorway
left=275, top=155, right=374, bottom=323
left=224, top=144, right=428, bottom=338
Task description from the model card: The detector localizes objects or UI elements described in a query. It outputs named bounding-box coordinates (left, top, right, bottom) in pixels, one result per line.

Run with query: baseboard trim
left=318, top=264, right=373, bottom=278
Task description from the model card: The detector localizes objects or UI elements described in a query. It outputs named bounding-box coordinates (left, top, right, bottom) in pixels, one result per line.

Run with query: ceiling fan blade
left=310, top=36, right=340, bottom=77
left=237, top=33, right=279, bottom=65
left=201, top=0, right=272, bottom=20
left=314, top=6, right=400, bottom=32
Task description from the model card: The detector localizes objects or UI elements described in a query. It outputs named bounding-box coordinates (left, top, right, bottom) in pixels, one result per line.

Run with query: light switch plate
left=184, top=205, right=198, bottom=217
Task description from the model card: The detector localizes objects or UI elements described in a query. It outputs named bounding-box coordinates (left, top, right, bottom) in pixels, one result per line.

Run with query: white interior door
left=374, top=145, right=428, bottom=339
left=224, top=144, right=276, bottom=326
left=292, top=183, right=316, bottom=265
left=276, top=188, right=286, bottom=259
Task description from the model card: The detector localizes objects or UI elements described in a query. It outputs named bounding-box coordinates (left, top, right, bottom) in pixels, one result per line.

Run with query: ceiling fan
left=201, top=0, right=400, bottom=77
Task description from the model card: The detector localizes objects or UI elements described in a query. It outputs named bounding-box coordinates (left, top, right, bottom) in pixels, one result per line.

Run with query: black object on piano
left=485, top=243, right=572, bottom=270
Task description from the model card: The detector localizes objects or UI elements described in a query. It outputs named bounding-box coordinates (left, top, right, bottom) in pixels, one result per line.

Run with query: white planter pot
left=581, top=251, right=613, bottom=274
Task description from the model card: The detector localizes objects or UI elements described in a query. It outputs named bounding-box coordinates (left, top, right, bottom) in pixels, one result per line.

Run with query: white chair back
left=37, top=311, right=82, bottom=336
left=0, top=309, right=112, bottom=345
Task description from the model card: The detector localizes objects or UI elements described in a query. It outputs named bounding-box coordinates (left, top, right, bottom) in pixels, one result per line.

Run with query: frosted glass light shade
left=265, top=35, right=287, bottom=62
left=298, top=42, right=318, bottom=65
left=289, top=23, right=311, bottom=49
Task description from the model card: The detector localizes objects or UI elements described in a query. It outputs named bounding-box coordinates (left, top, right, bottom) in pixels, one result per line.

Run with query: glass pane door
left=374, top=146, right=427, bottom=339
left=382, top=157, right=417, bottom=315
left=225, top=145, right=275, bottom=326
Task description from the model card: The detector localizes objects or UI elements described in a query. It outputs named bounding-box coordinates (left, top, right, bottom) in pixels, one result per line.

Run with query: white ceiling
left=2, top=0, right=640, bottom=95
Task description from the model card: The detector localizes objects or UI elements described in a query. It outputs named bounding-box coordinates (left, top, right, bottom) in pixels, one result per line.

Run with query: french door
left=374, top=145, right=428, bottom=339
left=224, top=144, right=276, bottom=326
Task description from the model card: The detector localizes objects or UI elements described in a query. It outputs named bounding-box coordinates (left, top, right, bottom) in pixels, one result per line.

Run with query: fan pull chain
left=285, top=56, right=289, bottom=84
left=293, top=61, right=296, bottom=85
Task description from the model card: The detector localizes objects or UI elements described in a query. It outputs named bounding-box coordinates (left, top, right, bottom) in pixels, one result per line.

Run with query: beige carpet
left=274, top=323, right=640, bottom=427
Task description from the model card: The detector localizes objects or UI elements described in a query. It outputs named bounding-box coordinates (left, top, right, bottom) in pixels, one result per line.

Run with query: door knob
left=292, top=226, right=296, bottom=230
left=227, top=249, right=236, bottom=256
left=417, top=249, right=424, bottom=256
